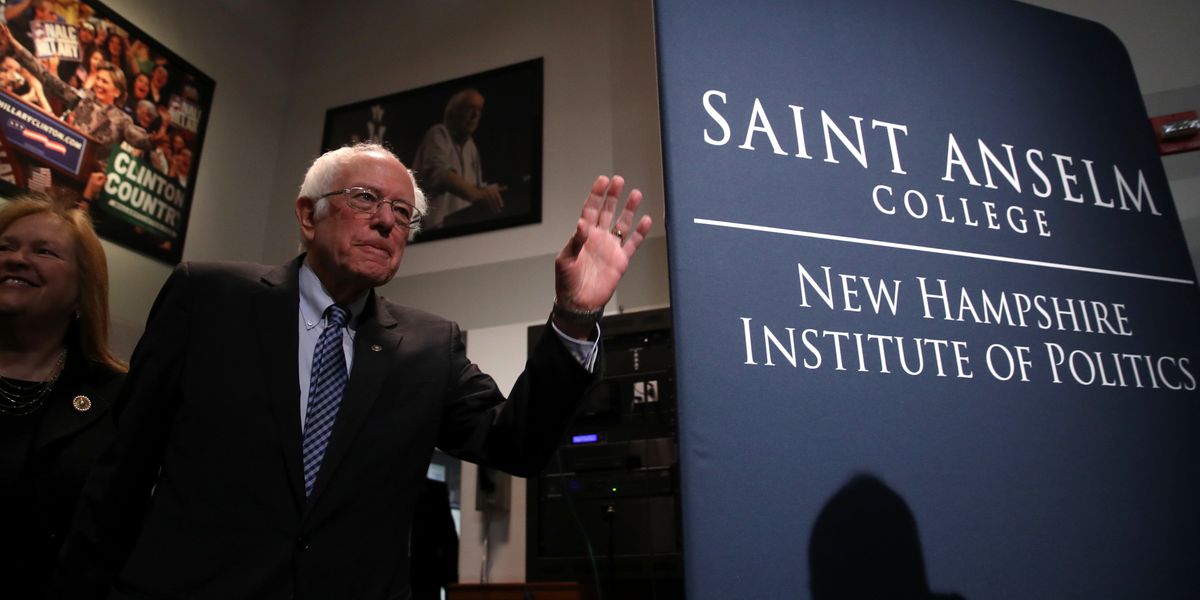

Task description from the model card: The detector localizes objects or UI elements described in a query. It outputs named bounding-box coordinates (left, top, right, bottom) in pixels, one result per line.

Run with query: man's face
left=136, top=103, right=155, bottom=127
left=297, top=152, right=414, bottom=299
left=448, top=92, right=484, bottom=137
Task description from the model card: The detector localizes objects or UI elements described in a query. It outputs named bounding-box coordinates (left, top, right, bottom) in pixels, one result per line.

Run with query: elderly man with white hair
left=413, top=88, right=506, bottom=229
left=52, top=142, right=653, bottom=600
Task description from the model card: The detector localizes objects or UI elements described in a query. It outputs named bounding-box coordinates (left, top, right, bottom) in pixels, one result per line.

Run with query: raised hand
left=553, top=175, right=653, bottom=338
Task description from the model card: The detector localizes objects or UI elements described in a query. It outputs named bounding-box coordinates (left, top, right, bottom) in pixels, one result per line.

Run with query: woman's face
left=173, top=150, right=192, bottom=176
left=108, top=34, right=123, bottom=56
left=89, top=50, right=104, bottom=72
left=1, top=57, right=20, bottom=76
left=0, top=58, right=20, bottom=91
left=133, top=73, right=150, bottom=98
left=151, top=65, right=168, bottom=89
left=34, top=4, right=56, bottom=21
left=93, top=70, right=119, bottom=105
left=0, top=213, right=79, bottom=326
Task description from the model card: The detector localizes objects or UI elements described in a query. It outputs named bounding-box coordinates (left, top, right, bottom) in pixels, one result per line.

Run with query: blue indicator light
left=571, top=433, right=599, bottom=444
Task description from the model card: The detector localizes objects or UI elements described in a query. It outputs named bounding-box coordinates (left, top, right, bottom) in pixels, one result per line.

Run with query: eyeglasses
left=318, top=187, right=423, bottom=229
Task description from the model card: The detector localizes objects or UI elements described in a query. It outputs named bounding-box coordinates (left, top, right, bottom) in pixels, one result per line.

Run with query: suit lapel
left=307, top=291, right=403, bottom=506
left=254, top=258, right=305, bottom=508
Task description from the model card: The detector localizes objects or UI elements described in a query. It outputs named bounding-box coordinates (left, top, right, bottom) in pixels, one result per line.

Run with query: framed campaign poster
left=0, top=0, right=215, bottom=264
left=321, top=58, right=543, bottom=244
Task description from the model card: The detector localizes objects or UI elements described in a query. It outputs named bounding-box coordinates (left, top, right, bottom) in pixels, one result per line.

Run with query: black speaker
left=526, top=308, right=684, bottom=599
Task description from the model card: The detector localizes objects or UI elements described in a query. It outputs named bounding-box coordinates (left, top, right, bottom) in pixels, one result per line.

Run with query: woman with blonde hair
left=0, top=192, right=126, bottom=597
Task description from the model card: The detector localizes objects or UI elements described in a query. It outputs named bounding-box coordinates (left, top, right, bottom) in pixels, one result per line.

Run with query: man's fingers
left=611, top=188, right=643, bottom=240
left=488, top=190, right=504, bottom=213
left=577, top=175, right=648, bottom=250
left=580, top=175, right=610, bottom=225
left=623, top=215, right=653, bottom=258
left=597, top=175, right=624, bottom=230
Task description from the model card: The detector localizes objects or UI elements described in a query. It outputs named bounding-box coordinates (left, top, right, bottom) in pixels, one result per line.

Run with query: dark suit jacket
left=53, top=257, right=593, bottom=600
left=0, top=345, right=123, bottom=599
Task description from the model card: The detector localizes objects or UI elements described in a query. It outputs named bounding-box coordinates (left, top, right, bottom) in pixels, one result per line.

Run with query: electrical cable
left=479, top=507, right=489, bottom=584
left=555, top=449, right=604, bottom=600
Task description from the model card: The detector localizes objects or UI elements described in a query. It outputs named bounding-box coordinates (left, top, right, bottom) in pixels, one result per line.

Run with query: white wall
left=262, top=0, right=666, bottom=278
left=455, top=321, right=539, bottom=583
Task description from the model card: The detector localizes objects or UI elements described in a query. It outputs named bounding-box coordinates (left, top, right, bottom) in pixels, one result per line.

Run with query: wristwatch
left=552, top=297, right=603, bottom=328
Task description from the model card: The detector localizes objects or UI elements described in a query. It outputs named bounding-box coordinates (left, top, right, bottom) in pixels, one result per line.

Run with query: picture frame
left=0, top=0, right=216, bottom=264
left=320, top=58, right=543, bottom=243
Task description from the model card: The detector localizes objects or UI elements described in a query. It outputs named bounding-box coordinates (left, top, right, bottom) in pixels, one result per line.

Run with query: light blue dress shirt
left=296, top=262, right=598, bottom=430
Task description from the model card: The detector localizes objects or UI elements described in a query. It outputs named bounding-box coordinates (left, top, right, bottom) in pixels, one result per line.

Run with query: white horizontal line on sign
left=693, top=218, right=1196, bottom=286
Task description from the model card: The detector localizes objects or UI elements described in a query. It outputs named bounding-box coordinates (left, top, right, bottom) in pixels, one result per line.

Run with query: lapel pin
left=72, top=395, right=92, bottom=412
left=371, top=344, right=382, bottom=352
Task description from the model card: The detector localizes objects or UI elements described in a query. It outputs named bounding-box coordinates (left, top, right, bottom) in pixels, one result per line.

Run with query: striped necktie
left=302, top=304, right=351, bottom=498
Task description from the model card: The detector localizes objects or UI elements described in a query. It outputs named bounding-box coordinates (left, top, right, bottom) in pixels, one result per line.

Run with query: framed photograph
left=0, top=0, right=215, bottom=264
left=321, top=58, right=542, bottom=243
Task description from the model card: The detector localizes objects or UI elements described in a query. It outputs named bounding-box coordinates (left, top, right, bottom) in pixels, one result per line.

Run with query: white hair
left=443, top=88, right=483, bottom=122
left=298, top=142, right=427, bottom=233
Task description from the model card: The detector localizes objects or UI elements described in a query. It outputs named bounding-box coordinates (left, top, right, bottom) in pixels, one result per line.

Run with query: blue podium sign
left=656, top=1, right=1199, bottom=598
left=0, top=92, right=88, bottom=177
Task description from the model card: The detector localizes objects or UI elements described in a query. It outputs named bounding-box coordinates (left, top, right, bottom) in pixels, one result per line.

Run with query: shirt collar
left=298, top=261, right=368, bottom=330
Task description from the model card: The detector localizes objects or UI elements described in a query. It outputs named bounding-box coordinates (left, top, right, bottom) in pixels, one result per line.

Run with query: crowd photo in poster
left=0, top=0, right=214, bottom=264
left=321, top=58, right=542, bottom=243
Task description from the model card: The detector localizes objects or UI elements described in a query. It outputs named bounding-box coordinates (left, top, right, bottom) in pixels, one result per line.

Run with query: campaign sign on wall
left=0, top=0, right=214, bottom=264
left=656, top=1, right=1199, bottom=598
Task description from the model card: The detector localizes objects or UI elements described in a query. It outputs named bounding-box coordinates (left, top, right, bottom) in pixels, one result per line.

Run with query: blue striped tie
left=302, top=304, right=350, bottom=498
